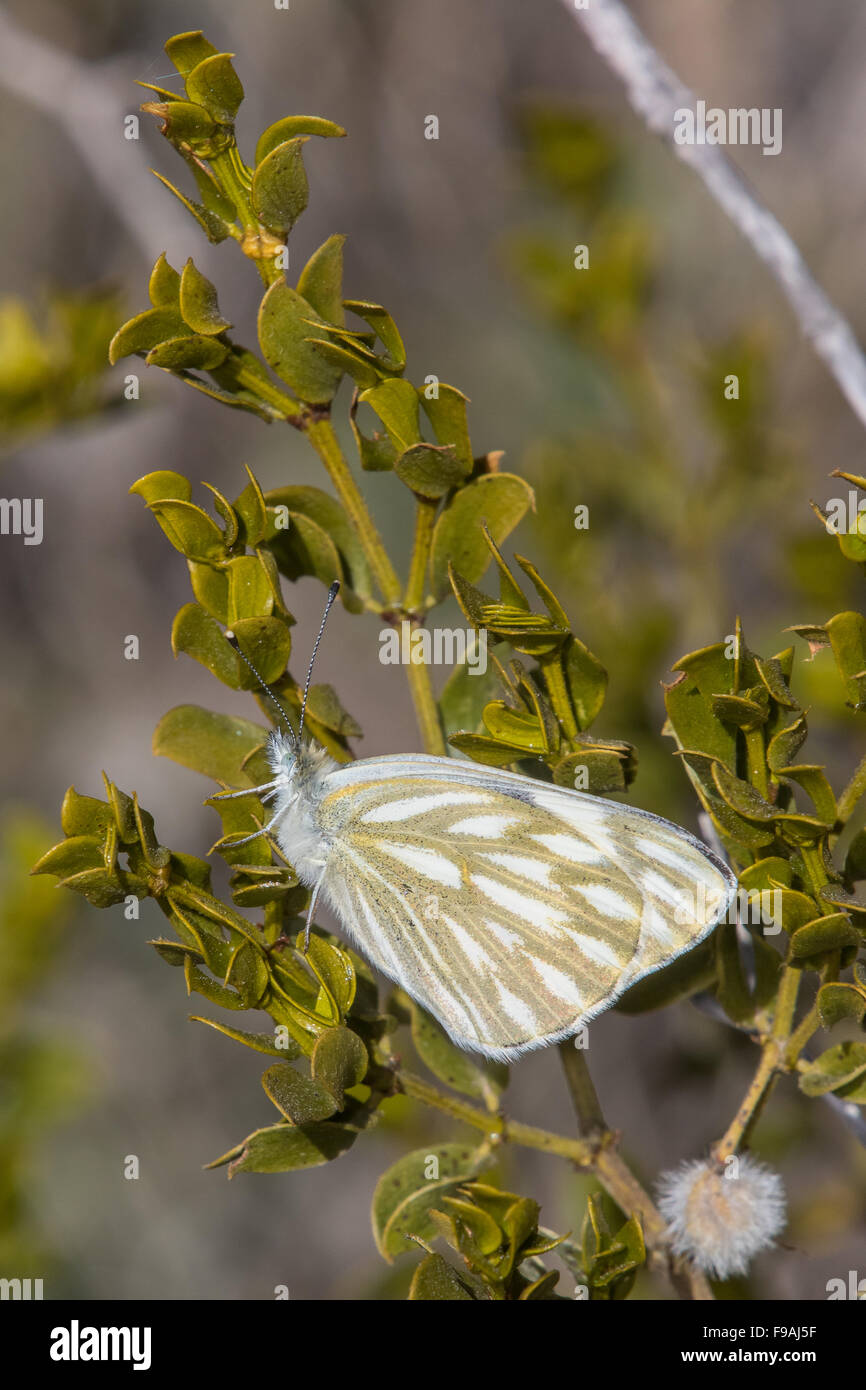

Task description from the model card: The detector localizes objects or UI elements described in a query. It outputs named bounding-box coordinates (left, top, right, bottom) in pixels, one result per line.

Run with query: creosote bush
left=33, top=30, right=866, bottom=1300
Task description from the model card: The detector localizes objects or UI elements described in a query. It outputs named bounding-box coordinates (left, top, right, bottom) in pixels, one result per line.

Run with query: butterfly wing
left=314, top=755, right=736, bottom=1061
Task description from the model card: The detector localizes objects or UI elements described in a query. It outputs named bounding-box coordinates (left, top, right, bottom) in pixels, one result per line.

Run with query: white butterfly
left=219, top=584, right=737, bottom=1061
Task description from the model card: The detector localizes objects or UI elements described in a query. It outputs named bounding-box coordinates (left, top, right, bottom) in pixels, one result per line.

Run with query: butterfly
left=217, top=583, right=737, bottom=1061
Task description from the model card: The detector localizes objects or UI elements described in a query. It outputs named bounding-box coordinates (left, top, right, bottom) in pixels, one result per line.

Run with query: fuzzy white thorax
left=266, top=731, right=337, bottom=887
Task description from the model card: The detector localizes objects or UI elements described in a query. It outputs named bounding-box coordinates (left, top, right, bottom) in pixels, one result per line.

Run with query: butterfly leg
left=219, top=803, right=288, bottom=849
left=303, top=871, right=326, bottom=954
left=209, top=778, right=283, bottom=802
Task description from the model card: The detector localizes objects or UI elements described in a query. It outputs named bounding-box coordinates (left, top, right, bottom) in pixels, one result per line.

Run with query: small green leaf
left=817, top=982, right=866, bottom=1029
left=429, top=474, right=534, bottom=602
left=179, top=258, right=231, bottom=334
left=410, top=1004, right=507, bottom=1109
left=255, top=115, right=346, bottom=166
left=148, top=252, right=181, bottom=308
left=165, top=30, right=218, bottom=76
left=184, top=53, right=244, bottom=124
left=344, top=300, right=406, bottom=372
left=209, top=1121, right=358, bottom=1175
left=788, top=913, right=859, bottom=959
left=146, top=335, right=229, bottom=371
left=359, top=378, right=421, bottom=452
left=372, top=1143, right=493, bottom=1261
left=420, top=384, right=473, bottom=470
left=145, top=498, right=226, bottom=561
left=311, top=1026, right=368, bottom=1105
left=394, top=442, right=465, bottom=498
left=261, top=1062, right=339, bottom=1122
left=799, top=1041, right=866, bottom=1099
left=190, top=1016, right=301, bottom=1059
left=109, top=306, right=188, bottom=363
left=257, top=283, right=342, bottom=403
left=297, top=234, right=346, bottom=326
left=409, top=1254, right=475, bottom=1300
left=251, top=139, right=309, bottom=237
left=153, top=705, right=269, bottom=785
left=150, top=170, right=234, bottom=243
left=563, top=637, right=608, bottom=731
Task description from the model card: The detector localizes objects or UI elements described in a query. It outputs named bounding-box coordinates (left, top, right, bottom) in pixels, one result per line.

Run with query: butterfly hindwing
left=313, top=756, right=736, bottom=1060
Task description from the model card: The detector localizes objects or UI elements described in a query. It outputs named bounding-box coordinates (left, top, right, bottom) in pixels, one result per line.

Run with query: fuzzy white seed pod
left=656, top=1154, right=786, bottom=1280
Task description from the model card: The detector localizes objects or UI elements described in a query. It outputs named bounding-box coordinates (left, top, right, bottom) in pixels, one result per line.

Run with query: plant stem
left=558, top=1042, right=605, bottom=1133
left=404, top=660, right=446, bottom=755
left=714, top=965, right=801, bottom=1160
left=404, top=496, right=437, bottom=614
left=556, top=1046, right=713, bottom=1299
left=397, top=1069, right=595, bottom=1163
left=303, top=417, right=402, bottom=606
left=744, top=727, right=770, bottom=800
left=399, top=496, right=448, bottom=755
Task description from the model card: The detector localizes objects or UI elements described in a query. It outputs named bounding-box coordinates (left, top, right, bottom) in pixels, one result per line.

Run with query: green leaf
left=152, top=705, right=269, bottom=785
left=251, top=139, right=309, bottom=237
left=142, top=497, right=226, bottom=561
left=184, top=53, right=244, bottom=124
left=209, top=1121, right=358, bottom=1175
left=409, top=1254, right=475, bottom=1300
left=146, top=335, right=229, bottom=371
left=844, top=827, right=866, bottom=883
left=303, top=684, right=362, bottom=738
left=447, top=733, right=527, bottom=766
left=108, top=306, right=188, bottom=363
left=563, top=637, right=608, bottom=731
left=150, top=170, right=234, bottom=243
left=255, top=115, right=346, bottom=166
left=482, top=702, right=548, bottom=752
left=394, top=442, right=465, bottom=498
left=189, top=1015, right=301, bottom=1059
left=344, top=300, right=406, bottom=372
left=788, top=913, right=859, bottom=959
left=777, top=765, right=836, bottom=826
left=224, top=555, right=275, bottom=622
left=179, top=258, right=231, bottom=334
left=429, top=474, right=534, bottom=602
left=817, top=982, right=866, bottom=1029
left=372, top=1143, right=493, bottom=1261
left=165, top=30, right=218, bottom=76
left=59, top=788, right=115, bottom=838
left=665, top=644, right=738, bottom=771
left=420, top=384, right=473, bottom=470
left=261, top=1062, right=339, bottom=1122
left=358, top=378, right=421, bottom=452
left=825, top=612, right=866, bottom=710
left=410, top=1004, right=507, bottom=1109
left=799, top=1041, right=866, bottom=1099
left=265, top=484, right=373, bottom=601
left=257, top=283, right=342, bottom=403
left=297, top=234, right=346, bottom=326
left=439, top=647, right=501, bottom=736
left=311, top=1026, right=368, bottom=1105
left=767, top=716, right=808, bottom=773
left=148, top=252, right=181, bottom=308
left=142, top=99, right=219, bottom=149
left=233, top=466, right=269, bottom=548
left=316, top=338, right=382, bottom=392
left=171, top=603, right=245, bottom=688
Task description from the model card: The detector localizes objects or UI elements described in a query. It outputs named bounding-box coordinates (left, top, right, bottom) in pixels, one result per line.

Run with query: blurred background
left=1, top=0, right=865, bottom=1300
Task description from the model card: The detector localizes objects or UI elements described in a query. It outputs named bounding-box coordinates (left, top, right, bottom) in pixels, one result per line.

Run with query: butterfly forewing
left=310, top=757, right=736, bottom=1060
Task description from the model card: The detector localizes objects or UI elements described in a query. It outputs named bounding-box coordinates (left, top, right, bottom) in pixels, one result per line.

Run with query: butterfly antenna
left=225, top=631, right=297, bottom=746
left=298, top=580, right=340, bottom=743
